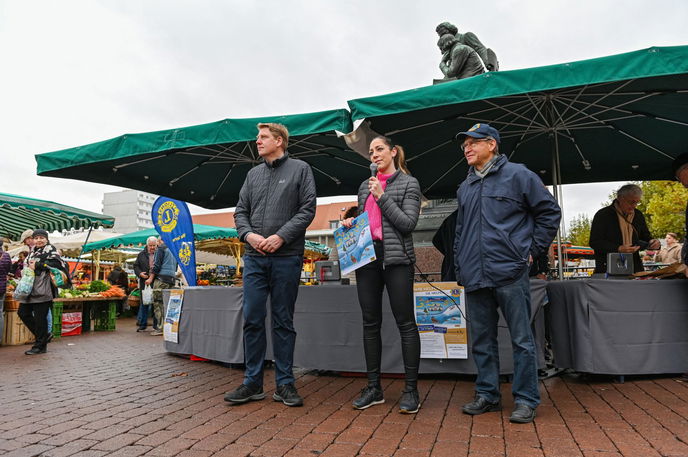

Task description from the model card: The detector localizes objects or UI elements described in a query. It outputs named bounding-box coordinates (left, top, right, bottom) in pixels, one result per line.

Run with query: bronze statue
left=436, top=22, right=499, bottom=72
left=437, top=34, right=484, bottom=82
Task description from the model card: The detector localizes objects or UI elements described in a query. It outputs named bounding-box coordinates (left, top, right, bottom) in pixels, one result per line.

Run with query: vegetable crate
left=2, top=311, right=35, bottom=346
left=52, top=302, right=63, bottom=338
left=94, top=301, right=117, bottom=331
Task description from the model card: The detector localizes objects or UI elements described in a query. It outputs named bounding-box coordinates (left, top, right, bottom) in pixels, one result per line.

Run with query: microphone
left=369, top=163, right=378, bottom=177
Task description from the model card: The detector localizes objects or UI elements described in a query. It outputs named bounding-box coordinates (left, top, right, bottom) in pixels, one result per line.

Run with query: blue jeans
left=466, top=270, right=540, bottom=409
left=137, top=304, right=157, bottom=329
left=47, top=308, right=52, bottom=334
left=242, top=255, right=302, bottom=388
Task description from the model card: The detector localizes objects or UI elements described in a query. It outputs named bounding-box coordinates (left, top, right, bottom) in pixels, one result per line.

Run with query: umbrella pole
left=552, top=134, right=565, bottom=280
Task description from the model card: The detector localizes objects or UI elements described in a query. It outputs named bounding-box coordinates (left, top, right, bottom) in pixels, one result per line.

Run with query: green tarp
left=82, top=224, right=331, bottom=257
left=0, top=192, right=114, bottom=241
left=36, top=109, right=369, bottom=209
left=82, top=224, right=238, bottom=253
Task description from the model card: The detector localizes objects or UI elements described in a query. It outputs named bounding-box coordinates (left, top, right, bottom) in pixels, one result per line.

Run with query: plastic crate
left=52, top=302, right=63, bottom=338
left=94, top=300, right=117, bottom=331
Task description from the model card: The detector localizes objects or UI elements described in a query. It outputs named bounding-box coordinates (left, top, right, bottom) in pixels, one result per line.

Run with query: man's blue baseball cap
left=455, top=123, right=501, bottom=143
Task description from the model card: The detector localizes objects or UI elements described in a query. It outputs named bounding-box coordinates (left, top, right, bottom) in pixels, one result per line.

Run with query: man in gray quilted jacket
left=225, top=123, right=316, bottom=407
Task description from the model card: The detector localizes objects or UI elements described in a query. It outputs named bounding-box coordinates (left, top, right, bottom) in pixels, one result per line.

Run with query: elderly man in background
left=134, top=236, right=158, bottom=332
left=589, top=184, right=660, bottom=274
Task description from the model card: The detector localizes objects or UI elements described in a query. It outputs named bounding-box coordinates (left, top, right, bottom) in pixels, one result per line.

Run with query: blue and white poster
left=152, top=196, right=197, bottom=287
left=334, top=212, right=376, bottom=275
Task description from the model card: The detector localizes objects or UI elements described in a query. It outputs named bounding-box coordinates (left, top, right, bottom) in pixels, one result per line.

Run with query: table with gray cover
left=547, top=279, right=688, bottom=375
left=164, top=280, right=547, bottom=374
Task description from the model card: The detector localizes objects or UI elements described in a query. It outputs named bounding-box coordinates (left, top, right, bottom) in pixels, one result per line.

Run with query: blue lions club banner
left=152, top=197, right=197, bottom=286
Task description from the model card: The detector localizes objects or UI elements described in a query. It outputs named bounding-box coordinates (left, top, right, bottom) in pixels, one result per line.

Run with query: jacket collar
left=264, top=151, right=289, bottom=168
left=466, top=154, right=507, bottom=183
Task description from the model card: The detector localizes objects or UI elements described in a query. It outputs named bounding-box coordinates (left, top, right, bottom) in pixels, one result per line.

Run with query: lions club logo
left=157, top=201, right=179, bottom=233
left=178, top=242, right=192, bottom=266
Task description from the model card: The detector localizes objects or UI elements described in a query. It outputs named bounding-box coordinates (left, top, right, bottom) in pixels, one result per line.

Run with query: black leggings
left=18, top=301, right=52, bottom=350
left=355, top=247, right=420, bottom=389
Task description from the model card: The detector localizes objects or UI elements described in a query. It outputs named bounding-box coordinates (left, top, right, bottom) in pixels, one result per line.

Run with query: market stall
left=547, top=278, right=688, bottom=375
left=162, top=280, right=547, bottom=375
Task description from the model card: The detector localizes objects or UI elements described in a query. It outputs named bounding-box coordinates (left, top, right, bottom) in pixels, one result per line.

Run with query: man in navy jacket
left=454, top=123, right=560, bottom=423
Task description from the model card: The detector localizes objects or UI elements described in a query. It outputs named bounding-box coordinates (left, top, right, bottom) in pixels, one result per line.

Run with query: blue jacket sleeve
left=524, top=173, right=561, bottom=257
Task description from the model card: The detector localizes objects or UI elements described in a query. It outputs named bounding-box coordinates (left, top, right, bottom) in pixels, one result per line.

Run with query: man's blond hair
left=257, top=123, right=289, bottom=149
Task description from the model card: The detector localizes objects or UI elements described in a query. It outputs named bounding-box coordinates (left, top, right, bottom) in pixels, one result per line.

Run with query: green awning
left=82, top=224, right=238, bottom=253
left=347, top=46, right=688, bottom=195
left=36, top=109, right=368, bottom=209
left=0, top=192, right=114, bottom=241
left=82, top=224, right=331, bottom=258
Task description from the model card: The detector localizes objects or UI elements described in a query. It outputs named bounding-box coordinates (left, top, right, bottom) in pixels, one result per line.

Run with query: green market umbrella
left=0, top=192, right=114, bottom=241
left=82, top=223, right=330, bottom=258
left=36, top=110, right=369, bottom=209
left=82, top=224, right=238, bottom=253
left=347, top=46, right=688, bottom=199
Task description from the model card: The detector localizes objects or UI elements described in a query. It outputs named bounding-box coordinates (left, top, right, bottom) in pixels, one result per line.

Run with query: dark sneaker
left=462, top=396, right=502, bottom=415
left=352, top=385, right=384, bottom=410
left=510, top=403, right=536, bottom=423
left=25, top=347, right=46, bottom=355
left=399, top=388, right=420, bottom=414
left=136, top=327, right=148, bottom=332
left=224, top=384, right=265, bottom=404
left=273, top=383, right=304, bottom=407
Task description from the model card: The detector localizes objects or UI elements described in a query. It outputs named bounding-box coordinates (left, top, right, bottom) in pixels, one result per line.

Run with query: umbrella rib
left=210, top=164, right=235, bottom=202
left=113, top=154, right=168, bottom=171
left=558, top=92, right=657, bottom=126
left=293, top=153, right=370, bottom=170
left=407, top=140, right=454, bottom=163
left=422, top=157, right=465, bottom=195
left=310, top=165, right=342, bottom=185
left=558, top=92, right=688, bottom=127
left=549, top=101, right=590, bottom=164
left=484, top=97, right=549, bottom=129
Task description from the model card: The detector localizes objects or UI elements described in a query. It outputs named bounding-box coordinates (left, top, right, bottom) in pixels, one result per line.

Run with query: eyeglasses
left=460, top=138, right=492, bottom=152
left=621, top=197, right=641, bottom=206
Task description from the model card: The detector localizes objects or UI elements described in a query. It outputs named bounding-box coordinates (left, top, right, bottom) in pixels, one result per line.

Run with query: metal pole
left=552, top=134, right=565, bottom=280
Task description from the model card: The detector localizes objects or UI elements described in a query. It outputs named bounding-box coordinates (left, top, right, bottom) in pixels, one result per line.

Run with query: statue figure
left=436, top=22, right=499, bottom=72
left=436, top=34, right=484, bottom=82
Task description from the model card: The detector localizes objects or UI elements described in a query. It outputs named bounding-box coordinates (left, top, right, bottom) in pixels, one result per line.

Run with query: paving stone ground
left=2, top=317, right=688, bottom=457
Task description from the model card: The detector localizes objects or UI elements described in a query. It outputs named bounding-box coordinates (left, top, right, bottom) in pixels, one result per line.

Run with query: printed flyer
left=163, top=289, right=184, bottom=343
left=414, top=282, right=467, bottom=359
left=334, top=212, right=376, bottom=275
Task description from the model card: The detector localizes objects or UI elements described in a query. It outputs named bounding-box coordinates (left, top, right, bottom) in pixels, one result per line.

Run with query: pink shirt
left=364, top=172, right=393, bottom=241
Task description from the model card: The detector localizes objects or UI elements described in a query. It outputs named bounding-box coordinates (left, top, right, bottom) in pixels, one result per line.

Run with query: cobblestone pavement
left=2, top=317, right=688, bottom=457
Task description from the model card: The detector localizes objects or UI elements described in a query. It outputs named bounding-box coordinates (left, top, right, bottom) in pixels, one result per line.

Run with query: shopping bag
left=49, top=267, right=69, bottom=288
left=142, top=285, right=153, bottom=305
left=13, top=268, right=35, bottom=301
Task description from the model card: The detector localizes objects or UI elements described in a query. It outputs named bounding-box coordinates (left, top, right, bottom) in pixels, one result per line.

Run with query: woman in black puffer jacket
left=342, top=136, right=422, bottom=414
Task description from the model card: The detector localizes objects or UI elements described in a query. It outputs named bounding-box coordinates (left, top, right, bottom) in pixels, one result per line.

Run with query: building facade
left=102, top=190, right=157, bottom=234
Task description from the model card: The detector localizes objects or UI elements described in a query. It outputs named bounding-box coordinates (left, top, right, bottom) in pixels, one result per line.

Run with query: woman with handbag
left=17, top=229, right=68, bottom=355
left=341, top=136, right=422, bottom=414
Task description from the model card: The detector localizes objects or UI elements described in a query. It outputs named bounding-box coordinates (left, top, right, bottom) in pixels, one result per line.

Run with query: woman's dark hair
left=371, top=136, right=411, bottom=175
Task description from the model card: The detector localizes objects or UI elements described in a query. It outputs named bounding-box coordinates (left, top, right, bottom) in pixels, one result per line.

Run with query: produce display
left=58, top=280, right=127, bottom=299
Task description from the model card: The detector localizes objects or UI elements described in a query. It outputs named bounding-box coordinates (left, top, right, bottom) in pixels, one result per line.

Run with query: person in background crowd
left=453, top=123, right=561, bottom=424
left=0, top=245, right=12, bottom=343
left=134, top=237, right=158, bottom=332
left=145, top=239, right=178, bottom=336
left=107, top=263, right=130, bottom=315
left=17, top=229, right=68, bottom=355
left=432, top=210, right=458, bottom=281
left=654, top=232, right=682, bottom=264
left=342, top=135, right=422, bottom=414
left=589, top=184, right=660, bottom=274
left=672, top=152, right=688, bottom=382
left=227, top=122, right=316, bottom=408
left=11, top=251, right=27, bottom=278
left=528, top=250, right=550, bottom=280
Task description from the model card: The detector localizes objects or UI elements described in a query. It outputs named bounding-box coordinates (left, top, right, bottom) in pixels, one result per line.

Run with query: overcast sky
left=2, top=0, right=687, bottom=229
